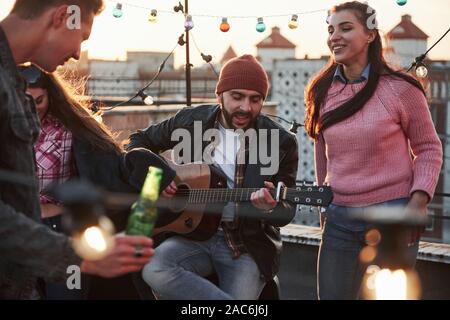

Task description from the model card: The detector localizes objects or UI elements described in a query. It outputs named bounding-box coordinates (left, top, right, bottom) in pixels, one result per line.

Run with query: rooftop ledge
left=281, top=224, right=450, bottom=265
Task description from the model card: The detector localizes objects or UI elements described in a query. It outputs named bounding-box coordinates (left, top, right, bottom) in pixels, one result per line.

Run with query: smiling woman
left=304, top=1, right=443, bottom=300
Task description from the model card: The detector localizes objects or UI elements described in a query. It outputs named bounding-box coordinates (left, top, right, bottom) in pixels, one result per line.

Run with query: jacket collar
left=0, top=25, right=26, bottom=91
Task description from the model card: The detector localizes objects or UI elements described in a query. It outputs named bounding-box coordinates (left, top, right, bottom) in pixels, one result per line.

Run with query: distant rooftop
left=256, top=26, right=296, bottom=49
left=387, top=14, right=428, bottom=40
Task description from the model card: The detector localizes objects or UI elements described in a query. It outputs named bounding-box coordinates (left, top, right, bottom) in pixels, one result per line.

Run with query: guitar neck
left=174, top=185, right=333, bottom=207
left=182, top=188, right=270, bottom=204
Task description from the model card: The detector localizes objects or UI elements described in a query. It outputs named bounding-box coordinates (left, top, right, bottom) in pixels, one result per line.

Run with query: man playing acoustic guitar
left=127, top=55, right=299, bottom=299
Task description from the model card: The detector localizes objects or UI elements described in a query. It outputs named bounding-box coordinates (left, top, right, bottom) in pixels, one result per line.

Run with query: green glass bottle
left=126, top=166, right=162, bottom=237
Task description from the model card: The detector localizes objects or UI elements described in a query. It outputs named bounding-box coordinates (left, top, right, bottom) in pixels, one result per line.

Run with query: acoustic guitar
left=152, top=153, right=333, bottom=241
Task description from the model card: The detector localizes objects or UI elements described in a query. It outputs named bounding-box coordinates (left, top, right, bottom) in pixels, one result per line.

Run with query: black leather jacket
left=127, top=104, right=299, bottom=279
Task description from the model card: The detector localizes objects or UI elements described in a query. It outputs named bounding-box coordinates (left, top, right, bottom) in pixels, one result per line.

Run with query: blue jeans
left=142, top=230, right=265, bottom=300
left=317, top=198, right=419, bottom=300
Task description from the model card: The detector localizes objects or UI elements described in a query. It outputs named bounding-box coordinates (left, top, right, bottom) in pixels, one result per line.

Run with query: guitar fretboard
left=176, top=188, right=269, bottom=203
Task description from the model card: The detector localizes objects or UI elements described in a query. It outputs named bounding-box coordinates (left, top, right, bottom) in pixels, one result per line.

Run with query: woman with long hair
left=20, top=64, right=174, bottom=299
left=22, top=66, right=122, bottom=219
left=304, top=1, right=442, bottom=299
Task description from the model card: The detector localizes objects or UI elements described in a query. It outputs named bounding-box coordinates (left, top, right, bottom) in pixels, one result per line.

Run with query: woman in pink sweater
left=304, top=1, right=442, bottom=299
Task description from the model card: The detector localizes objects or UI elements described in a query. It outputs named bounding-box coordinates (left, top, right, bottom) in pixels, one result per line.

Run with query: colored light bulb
left=220, top=17, right=230, bottom=32
left=148, top=9, right=157, bottom=23
left=256, top=17, right=266, bottom=33
left=185, top=15, right=194, bottom=31
left=113, top=3, right=123, bottom=18
left=288, top=14, right=298, bottom=29
left=396, top=0, right=407, bottom=6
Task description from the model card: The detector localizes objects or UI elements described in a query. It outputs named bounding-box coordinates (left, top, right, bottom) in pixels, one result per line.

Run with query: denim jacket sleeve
left=0, top=70, right=81, bottom=283
left=0, top=200, right=82, bottom=282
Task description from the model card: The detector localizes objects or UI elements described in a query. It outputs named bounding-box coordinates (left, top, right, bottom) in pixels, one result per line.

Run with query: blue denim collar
left=334, top=63, right=371, bottom=84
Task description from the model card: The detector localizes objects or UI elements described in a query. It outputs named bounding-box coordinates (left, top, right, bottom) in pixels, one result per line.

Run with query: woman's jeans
left=142, top=230, right=265, bottom=300
left=317, top=198, right=419, bottom=300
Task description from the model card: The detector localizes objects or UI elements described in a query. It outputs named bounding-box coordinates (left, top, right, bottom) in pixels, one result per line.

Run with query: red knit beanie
left=215, top=54, right=269, bottom=99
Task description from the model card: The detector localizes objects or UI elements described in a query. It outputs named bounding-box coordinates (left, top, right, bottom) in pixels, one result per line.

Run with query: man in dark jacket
left=0, top=1, right=154, bottom=299
left=128, top=55, right=299, bottom=299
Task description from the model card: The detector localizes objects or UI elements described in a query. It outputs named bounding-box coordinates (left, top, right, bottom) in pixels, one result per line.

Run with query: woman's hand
left=406, top=191, right=430, bottom=245
left=407, top=191, right=429, bottom=214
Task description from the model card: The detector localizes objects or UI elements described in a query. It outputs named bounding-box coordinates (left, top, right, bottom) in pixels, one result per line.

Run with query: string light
left=396, top=0, right=407, bottom=6
left=173, top=2, right=184, bottom=13
left=220, top=17, right=230, bottom=32
left=137, top=90, right=154, bottom=105
left=201, top=53, right=212, bottom=63
left=407, top=26, right=450, bottom=78
left=415, top=62, right=428, bottom=78
left=148, top=9, right=157, bottom=23
left=112, top=3, right=123, bottom=18
left=288, top=14, right=299, bottom=29
left=178, top=34, right=186, bottom=46
left=256, top=17, right=266, bottom=33
left=185, top=15, right=194, bottom=31
left=190, top=31, right=219, bottom=77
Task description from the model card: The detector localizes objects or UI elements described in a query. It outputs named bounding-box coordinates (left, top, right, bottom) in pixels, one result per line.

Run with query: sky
left=0, top=0, right=449, bottom=68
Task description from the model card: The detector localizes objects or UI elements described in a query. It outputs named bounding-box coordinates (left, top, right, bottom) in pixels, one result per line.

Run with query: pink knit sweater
left=314, top=75, right=443, bottom=206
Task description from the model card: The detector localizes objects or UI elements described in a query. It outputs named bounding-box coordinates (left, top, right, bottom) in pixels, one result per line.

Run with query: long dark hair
left=304, top=1, right=425, bottom=139
left=24, top=66, right=122, bottom=154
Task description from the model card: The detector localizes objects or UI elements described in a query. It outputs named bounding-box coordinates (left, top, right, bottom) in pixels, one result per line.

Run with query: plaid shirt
left=34, top=115, right=75, bottom=204
left=215, top=117, right=250, bottom=258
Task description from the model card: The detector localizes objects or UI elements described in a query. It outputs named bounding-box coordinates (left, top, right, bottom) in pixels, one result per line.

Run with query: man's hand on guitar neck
left=161, top=180, right=177, bottom=198
left=250, top=181, right=277, bottom=212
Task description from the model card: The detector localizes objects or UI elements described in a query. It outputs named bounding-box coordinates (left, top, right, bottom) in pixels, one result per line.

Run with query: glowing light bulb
left=144, top=95, right=154, bottom=105
left=220, top=17, right=230, bottom=32
left=256, top=17, right=266, bottom=33
left=415, top=64, right=428, bottom=78
left=148, top=9, right=157, bottom=23
left=72, top=216, right=115, bottom=261
left=374, top=269, right=407, bottom=300
left=362, top=265, right=422, bottom=300
left=185, top=15, right=194, bottom=31
left=288, top=14, right=299, bottom=29
left=396, top=0, right=407, bottom=6
left=113, top=3, right=123, bottom=18
left=84, top=226, right=108, bottom=252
